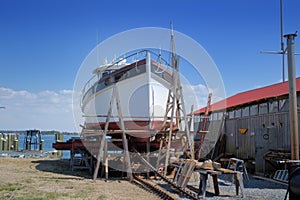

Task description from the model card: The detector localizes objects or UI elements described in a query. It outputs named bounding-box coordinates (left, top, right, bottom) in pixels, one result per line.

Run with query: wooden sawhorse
left=196, top=169, right=244, bottom=198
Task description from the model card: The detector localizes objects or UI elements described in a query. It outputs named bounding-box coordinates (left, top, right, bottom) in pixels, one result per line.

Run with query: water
left=19, top=134, right=75, bottom=159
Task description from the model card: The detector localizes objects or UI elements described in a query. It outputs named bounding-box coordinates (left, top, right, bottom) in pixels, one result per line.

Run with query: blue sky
left=0, top=0, right=300, bottom=132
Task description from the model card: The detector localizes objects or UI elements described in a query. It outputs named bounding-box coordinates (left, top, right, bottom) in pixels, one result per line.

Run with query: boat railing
left=80, top=49, right=173, bottom=106
left=80, top=74, right=98, bottom=107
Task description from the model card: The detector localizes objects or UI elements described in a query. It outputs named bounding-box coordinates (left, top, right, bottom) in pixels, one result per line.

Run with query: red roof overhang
left=194, top=77, right=300, bottom=115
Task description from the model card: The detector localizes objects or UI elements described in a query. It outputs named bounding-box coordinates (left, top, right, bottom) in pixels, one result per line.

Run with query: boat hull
left=82, top=72, right=171, bottom=132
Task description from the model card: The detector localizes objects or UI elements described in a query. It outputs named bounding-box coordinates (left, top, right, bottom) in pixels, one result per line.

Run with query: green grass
left=0, top=182, right=22, bottom=192
left=71, top=185, right=95, bottom=199
left=64, top=185, right=74, bottom=189
left=13, top=191, right=67, bottom=200
left=98, top=194, right=108, bottom=200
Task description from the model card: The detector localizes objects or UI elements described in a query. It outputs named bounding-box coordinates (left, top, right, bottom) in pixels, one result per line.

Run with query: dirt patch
left=0, top=157, right=159, bottom=200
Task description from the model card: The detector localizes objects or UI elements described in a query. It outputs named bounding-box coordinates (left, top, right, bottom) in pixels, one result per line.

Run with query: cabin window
left=96, top=81, right=105, bottom=93
left=102, top=70, right=111, bottom=77
left=242, top=106, right=249, bottom=117
left=128, top=64, right=146, bottom=78
left=250, top=104, right=258, bottom=116
left=259, top=103, right=268, bottom=115
left=84, top=63, right=146, bottom=102
left=151, top=64, right=171, bottom=83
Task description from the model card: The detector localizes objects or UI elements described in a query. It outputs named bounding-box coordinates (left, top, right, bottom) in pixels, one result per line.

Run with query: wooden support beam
left=114, top=85, right=133, bottom=181
left=93, top=86, right=116, bottom=180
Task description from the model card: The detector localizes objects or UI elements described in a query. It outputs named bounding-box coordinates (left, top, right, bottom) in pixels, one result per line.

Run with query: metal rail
left=132, top=149, right=198, bottom=200
left=133, top=175, right=176, bottom=200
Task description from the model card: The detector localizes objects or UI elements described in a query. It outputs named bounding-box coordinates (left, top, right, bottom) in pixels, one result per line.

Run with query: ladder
left=196, top=93, right=212, bottom=160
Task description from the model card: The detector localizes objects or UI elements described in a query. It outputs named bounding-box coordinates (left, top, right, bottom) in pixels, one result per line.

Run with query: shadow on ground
left=32, top=159, right=92, bottom=179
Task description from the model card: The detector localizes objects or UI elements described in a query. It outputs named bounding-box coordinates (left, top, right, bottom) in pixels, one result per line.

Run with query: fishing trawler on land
left=80, top=49, right=183, bottom=150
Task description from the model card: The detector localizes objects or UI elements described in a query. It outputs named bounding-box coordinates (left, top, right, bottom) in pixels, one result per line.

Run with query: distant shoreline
left=0, top=130, right=79, bottom=136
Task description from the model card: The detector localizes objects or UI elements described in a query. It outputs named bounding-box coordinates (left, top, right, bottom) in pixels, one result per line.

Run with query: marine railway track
left=131, top=151, right=199, bottom=200
left=132, top=173, right=199, bottom=200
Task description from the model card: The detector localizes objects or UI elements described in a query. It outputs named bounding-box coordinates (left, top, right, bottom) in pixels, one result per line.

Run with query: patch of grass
left=45, top=192, right=60, bottom=200
left=72, top=186, right=95, bottom=199
left=23, top=178, right=34, bottom=184
left=14, top=191, right=64, bottom=200
left=16, top=197, right=45, bottom=200
left=0, top=182, right=22, bottom=192
left=98, top=194, right=108, bottom=200
left=65, top=185, right=74, bottom=189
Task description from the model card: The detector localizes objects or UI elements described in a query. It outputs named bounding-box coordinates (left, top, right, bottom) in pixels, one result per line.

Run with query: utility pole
left=284, top=33, right=299, bottom=160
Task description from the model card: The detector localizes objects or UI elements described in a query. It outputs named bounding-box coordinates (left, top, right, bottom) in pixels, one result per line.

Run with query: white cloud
left=0, top=87, right=76, bottom=132
left=182, top=84, right=226, bottom=113
left=182, top=84, right=209, bottom=112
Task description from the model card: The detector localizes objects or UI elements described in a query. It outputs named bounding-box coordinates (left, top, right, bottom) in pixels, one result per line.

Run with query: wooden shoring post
left=162, top=40, right=194, bottom=174
left=146, top=139, right=150, bottom=179
left=70, top=139, right=74, bottom=170
left=104, top=139, right=108, bottom=180
left=155, top=139, right=164, bottom=179
left=164, top=91, right=176, bottom=176
left=114, top=85, right=133, bottom=181
left=178, top=82, right=193, bottom=159
left=188, top=105, right=195, bottom=159
left=161, top=89, right=172, bottom=129
left=93, top=87, right=116, bottom=180
left=163, top=43, right=178, bottom=176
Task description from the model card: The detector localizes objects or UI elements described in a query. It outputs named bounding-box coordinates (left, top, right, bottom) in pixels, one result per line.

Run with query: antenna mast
left=260, top=0, right=299, bottom=82
left=280, top=0, right=285, bottom=82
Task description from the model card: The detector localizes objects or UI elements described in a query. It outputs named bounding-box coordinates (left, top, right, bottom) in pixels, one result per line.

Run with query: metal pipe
left=280, top=0, right=285, bottom=82
left=284, top=33, right=299, bottom=160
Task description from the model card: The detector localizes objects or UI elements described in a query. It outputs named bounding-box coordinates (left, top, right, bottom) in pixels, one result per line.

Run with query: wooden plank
left=252, top=175, right=288, bottom=186
left=199, top=173, right=208, bottom=198
left=217, top=168, right=235, bottom=174
left=176, top=160, right=196, bottom=188
left=212, top=174, right=220, bottom=195
left=234, top=172, right=244, bottom=197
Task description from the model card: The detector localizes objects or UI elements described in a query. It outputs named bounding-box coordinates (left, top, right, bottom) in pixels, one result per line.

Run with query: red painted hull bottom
left=53, top=136, right=182, bottom=155
left=53, top=120, right=181, bottom=153
left=83, top=120, right=179, bottom=152
left=85, top=120, right=175, bottom=132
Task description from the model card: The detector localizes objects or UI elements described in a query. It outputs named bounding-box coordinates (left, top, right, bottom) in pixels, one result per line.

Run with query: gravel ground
left=151, top=172, right=288, bottom=200
left=184, top=173, right=288, bottom=200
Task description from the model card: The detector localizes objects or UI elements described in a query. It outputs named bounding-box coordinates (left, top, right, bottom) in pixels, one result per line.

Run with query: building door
left=255, top=127, right=270, bottom=174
